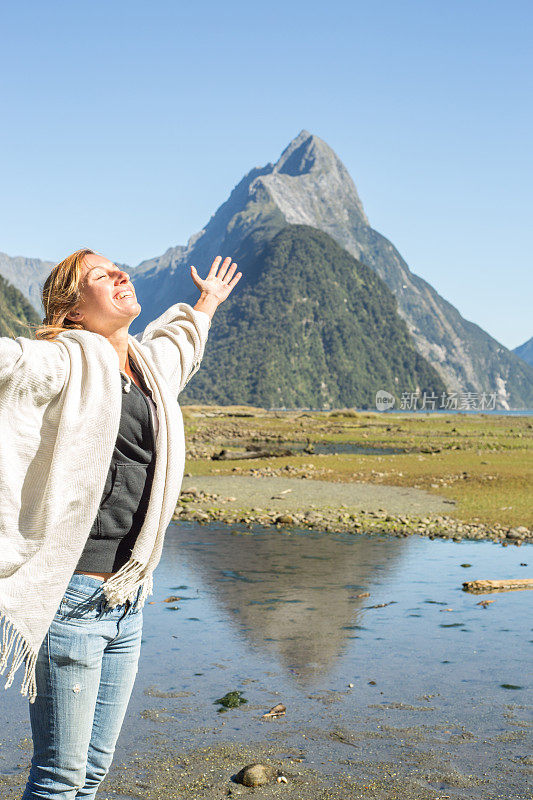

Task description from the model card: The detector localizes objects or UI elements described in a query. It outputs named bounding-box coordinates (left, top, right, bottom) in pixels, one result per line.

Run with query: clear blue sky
left=1, top=0, right=531, bottom=349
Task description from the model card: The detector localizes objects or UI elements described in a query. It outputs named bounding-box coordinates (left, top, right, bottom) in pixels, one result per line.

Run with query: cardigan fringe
left=1, top=564, right=154, bottom=704
left=0, top=612, right=38, bottom=703
left=102, top=559, right=154, bottom=607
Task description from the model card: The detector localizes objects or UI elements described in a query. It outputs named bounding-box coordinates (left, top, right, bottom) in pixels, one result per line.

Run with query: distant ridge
left=513, top=336, right=533, bottom=368
left=0, top=252, right=52, bottom=315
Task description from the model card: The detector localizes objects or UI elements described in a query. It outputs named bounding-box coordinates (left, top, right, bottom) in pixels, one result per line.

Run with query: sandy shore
left=182, top=475, right=456, bottom=514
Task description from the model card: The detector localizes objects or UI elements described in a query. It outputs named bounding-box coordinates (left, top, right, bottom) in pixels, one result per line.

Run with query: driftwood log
left=463, top=578, right=533, bottom=594
left=211, top=448, right=294, bottom=461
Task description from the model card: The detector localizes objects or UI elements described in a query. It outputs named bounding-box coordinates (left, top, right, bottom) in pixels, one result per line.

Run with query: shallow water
left=222, top=439, right=405, bottom=455
left=290, top=440, right=405, bottom=455
left=1, top=523, right=531, bottom=797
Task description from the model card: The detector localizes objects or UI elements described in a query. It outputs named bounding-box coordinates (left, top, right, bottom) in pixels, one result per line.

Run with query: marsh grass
left=182, top=408, right=532, bottom=528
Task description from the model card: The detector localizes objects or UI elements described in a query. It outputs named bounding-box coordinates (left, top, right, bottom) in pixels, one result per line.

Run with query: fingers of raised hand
left=200, top=256, right=242, bottom=296
left=207, top=256, right=222, bottom=279
left=223, top=261, right=238, bottom=283
left=217, top=256, right=233, bottom=280
left=190, top=265, right=202, bottom=284
left=227, top=270, right=242, bottom=289
left=220, top=261, right=242, bottom=291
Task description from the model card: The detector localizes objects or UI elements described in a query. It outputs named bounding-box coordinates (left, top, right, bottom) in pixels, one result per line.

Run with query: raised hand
left=190, top=256, right=242, bottom=304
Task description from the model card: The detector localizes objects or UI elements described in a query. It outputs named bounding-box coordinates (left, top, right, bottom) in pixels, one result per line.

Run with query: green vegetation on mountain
left=182, top=225, right=447, bottom=409
left=0, top=274, right=40, bottom=338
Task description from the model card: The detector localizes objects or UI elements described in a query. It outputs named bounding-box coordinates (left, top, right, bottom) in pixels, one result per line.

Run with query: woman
left=0, top=248, right=241, bottom=799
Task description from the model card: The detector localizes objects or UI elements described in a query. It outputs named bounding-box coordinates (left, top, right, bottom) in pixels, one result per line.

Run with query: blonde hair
left=35, top=248, right=96, bottom=341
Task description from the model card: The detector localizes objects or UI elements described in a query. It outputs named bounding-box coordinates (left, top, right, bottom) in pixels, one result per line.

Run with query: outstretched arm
left=135, top=256, right=242, bottom=396
left=0, top=337, right=68, bottom=402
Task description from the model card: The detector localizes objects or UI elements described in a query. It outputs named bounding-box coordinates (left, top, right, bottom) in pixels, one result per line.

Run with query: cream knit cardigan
left=0, top=302, right=210, bottom=702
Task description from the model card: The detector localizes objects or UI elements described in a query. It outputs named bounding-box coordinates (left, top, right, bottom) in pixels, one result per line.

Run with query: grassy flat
left=181, top=407, right=532, bottom=530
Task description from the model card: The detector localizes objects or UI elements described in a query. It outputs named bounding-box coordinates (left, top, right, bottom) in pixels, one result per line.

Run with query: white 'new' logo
left=375, top=390, right=395, bottom=411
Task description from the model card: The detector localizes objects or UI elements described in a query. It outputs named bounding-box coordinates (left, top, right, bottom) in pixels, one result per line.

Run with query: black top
left=75, top=362, right=157, bottom=573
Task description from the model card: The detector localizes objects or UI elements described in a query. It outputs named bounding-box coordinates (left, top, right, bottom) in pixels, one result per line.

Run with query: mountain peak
left=274, top=130, right=334, bottom=177
left=257, top=131, right=369, bottom=230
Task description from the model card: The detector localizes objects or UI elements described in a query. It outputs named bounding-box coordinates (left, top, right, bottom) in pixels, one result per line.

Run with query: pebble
left=276, top=514, right=295, bottom=525
left=234, top=763, right=277, bottom=787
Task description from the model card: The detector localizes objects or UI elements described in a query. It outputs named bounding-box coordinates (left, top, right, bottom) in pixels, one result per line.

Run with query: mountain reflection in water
left=159, top=523, right=406, bottom=682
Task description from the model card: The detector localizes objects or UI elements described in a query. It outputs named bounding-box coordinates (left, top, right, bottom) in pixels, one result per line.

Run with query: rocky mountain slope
left=180, top=225, right=446, bottom=408
left=0, top=252, right=52, bottom=315
left=513, top=337, right=533, bottom=368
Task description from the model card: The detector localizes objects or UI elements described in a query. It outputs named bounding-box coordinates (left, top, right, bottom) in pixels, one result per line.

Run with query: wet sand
left=3, top=724, right=531, bottom=800
left=182, top=475, right=456, bottom=515
left=96, top=724, right=533, bottom=799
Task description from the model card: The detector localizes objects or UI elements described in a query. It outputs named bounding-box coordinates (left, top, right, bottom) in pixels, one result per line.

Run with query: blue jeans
left=22, top=573, right=143, bottom=800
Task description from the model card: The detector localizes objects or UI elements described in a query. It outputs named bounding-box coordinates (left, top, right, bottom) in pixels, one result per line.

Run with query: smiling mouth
left=114, top=290, right=135, bottom=300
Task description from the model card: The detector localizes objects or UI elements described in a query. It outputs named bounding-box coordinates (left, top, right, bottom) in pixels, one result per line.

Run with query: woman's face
left=66, top=253, right=141, bottom=336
